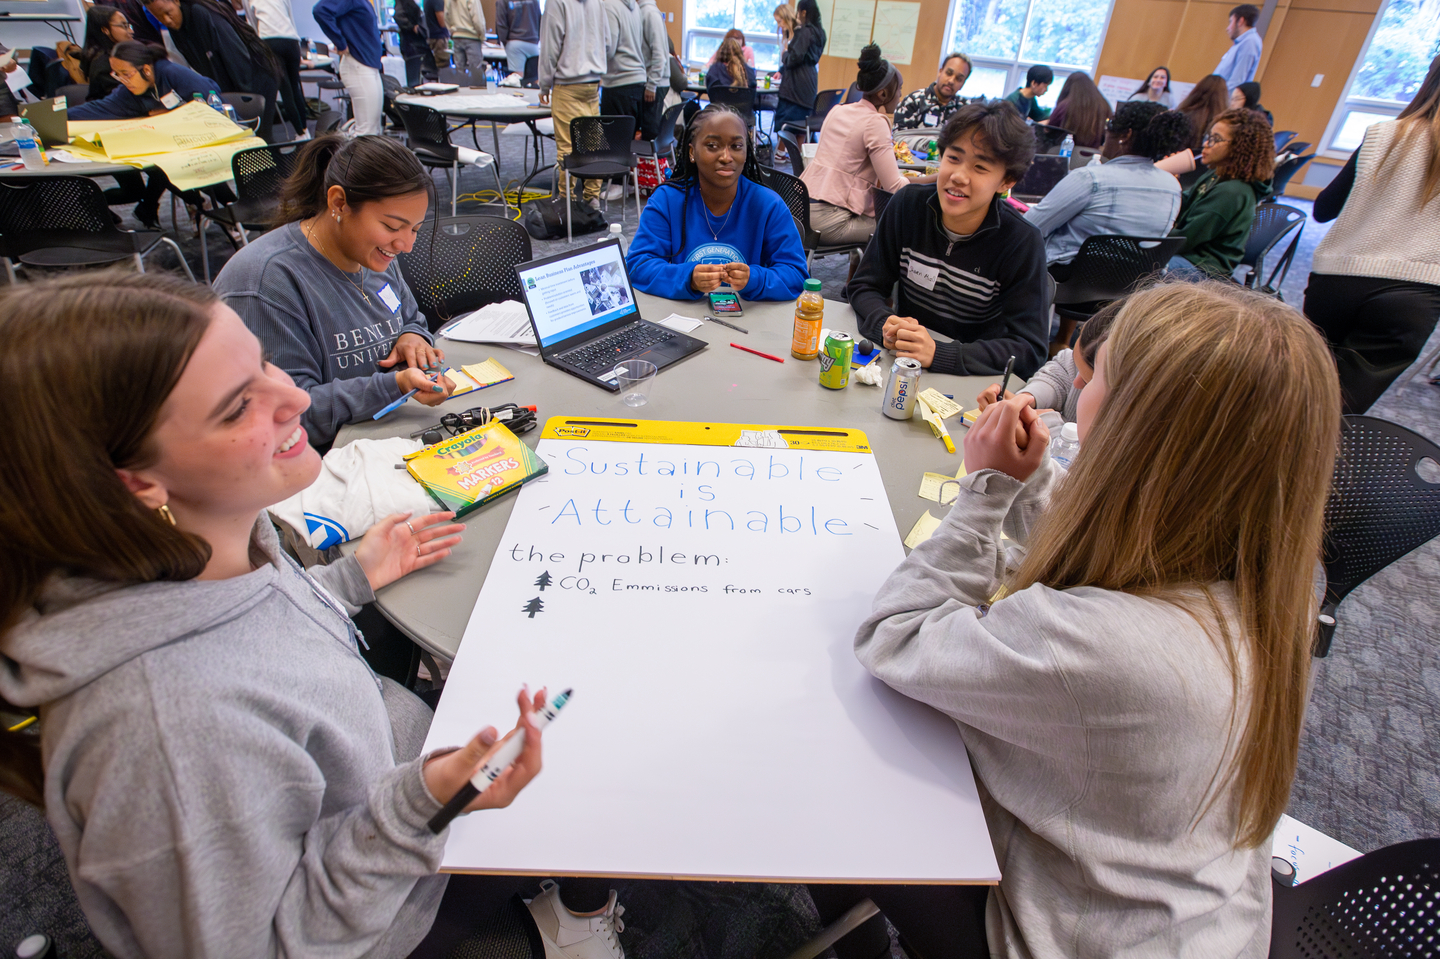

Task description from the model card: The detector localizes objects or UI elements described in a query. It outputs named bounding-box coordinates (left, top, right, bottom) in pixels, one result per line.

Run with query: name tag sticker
left=907, top=260, right=939, bottom=291
left=925, top=113, right=939, bottom=126
left=55, top=96, right=67, bottom=109
left=377, top=283, right=402, bottom=313
left=160, top=91, right=181, bottom=109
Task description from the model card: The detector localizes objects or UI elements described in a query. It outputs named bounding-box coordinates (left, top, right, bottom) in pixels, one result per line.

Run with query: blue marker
left=426, top=688, right=572, bottom=834
left=372, top=373, right=445, bottom=420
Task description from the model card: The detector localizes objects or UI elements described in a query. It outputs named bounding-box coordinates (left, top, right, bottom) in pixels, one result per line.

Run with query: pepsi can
left=882, top=357, right=921, bottom=419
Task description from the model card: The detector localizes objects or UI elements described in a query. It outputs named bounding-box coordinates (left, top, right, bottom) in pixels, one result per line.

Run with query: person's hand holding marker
left=963, top=395, right=1050, bottom=482
left=424, top=686, right=546, bottom=825
left=395, top=367, right=456, bottom=407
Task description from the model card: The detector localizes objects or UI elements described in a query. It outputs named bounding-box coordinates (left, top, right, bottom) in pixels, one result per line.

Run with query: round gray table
left=334, top=291, right=1002, bottom=660
left=394, top=88, right=551, bottom=178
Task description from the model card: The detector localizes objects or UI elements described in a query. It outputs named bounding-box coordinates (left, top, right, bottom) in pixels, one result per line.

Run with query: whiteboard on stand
left=423, top=428, right=1000, bottom=883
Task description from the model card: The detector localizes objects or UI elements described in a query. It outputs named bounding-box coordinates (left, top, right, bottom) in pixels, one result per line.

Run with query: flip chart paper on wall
left=869, top=1, right=920, bottom=65
left=825, top=0, right=876, bottom=61
left=813, top=0, right=835, bottom=55
left=1097, top=74, right=1195, bottom=110
left=424, top=418, right=1000, bottom=882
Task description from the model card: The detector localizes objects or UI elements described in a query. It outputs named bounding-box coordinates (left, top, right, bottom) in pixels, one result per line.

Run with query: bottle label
left=791, top=314, right=821, bottom=357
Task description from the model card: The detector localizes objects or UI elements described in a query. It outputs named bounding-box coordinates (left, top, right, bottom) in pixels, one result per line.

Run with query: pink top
left=800, top=98, right=910, bottom=218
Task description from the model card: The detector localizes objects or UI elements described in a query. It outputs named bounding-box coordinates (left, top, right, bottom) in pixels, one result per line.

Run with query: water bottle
left=13, top=120, right=45, bottom=170
left=222, top=103, right=240, bottom=124
left=1049, top=421, right=1080, bottom=468
left=1058, top=134, right=1074, bottom=158
left=608, top=222, right=625, bottom=252
left=206, top=91, right=225, bottom=113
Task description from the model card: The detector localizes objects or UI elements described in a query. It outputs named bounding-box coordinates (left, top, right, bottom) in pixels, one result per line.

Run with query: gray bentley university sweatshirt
left=0, top=517, right=451, bottom=959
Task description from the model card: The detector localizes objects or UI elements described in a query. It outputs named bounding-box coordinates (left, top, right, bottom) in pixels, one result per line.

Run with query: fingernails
left=432, top=384, right=444, bottom=392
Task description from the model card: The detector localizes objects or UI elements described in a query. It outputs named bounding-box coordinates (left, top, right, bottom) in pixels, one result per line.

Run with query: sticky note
left=918, top=388, right=962, bottom=419
left=903, top=510, right=942, bottom=549
left=918, top=472, right=955, bottom=502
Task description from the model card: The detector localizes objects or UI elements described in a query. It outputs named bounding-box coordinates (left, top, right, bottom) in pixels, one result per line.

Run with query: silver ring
left=405, top=520, right=416, bottom=536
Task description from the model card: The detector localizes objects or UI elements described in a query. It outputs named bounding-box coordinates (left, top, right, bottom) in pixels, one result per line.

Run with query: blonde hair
left=773, top=3, right=795, bottom=31
left=1010, top=282, right=1341, bottom=848
left=1381, top=54, right=1440, bottom=206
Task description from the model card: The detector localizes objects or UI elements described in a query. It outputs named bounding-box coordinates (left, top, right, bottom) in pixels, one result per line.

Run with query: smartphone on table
left=707, top=291, right=743, bottom=315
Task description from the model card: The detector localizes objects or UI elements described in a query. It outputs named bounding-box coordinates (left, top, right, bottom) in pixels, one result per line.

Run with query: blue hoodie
left=625, top=175, right=809, bottom=301
left=67, top=58, right=220, bottom=121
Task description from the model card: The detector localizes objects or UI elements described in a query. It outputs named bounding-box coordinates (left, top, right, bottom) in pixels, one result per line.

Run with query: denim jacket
left=1022, top=156, right=1182, bottom=265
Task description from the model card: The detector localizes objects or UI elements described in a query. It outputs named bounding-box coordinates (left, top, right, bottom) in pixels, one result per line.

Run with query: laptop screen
left=1013, top=155, right=1070, bottom=199
left=516, top=240, right=639, bottom=347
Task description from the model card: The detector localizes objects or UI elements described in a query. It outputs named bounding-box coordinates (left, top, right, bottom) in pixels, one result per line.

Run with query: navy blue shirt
left=313, top=0, right=385, bottom=69
left=68, top=58, right=222, bottom=120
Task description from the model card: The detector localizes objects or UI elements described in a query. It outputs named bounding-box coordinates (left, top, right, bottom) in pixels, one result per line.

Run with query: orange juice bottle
left=791, top=279, right=824, bottom=360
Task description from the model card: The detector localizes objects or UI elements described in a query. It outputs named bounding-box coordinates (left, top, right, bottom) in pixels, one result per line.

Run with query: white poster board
left=1097, top=74, right=1195, bottom=110
left=870, top=1, right=920, bottom=65
left=825, top=0, right=877, bottom=61
left=424, top=435, right=1000, bottom=883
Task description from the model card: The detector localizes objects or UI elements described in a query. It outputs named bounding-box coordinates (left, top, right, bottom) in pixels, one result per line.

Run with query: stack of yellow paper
left=66, top=101, right=264, bottom=191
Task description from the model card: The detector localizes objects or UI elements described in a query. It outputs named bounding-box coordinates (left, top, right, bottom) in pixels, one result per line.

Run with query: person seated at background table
left=704, top=27, right=755, bottom=68
left=626, top=104, right=808, bottom=301
left=1003, top=64, right=1052, bottom=122
left=1230, top=80, right=1274, bottom=126
left=1043, top=71, right=1110, bottom=150
left=0, top=270, right=617, bottom=959
left=705, top=36, right=754, bottom=90
left=892, top=50, right=971, bottom=132
left=846, top=101, right=1048, bottom=377
left=79, top=4, right=133, bottom=100
left=1168, top=108, right=1274, bottom=279
left=213, top=134, right=455, bottom=450
left=801, top=44, right=926, bottom=249
left=975, top=296, right=1120, bottom=424
left=1023, top=101, right=1191, bottom=274
left=1174, top=73, right=1229, bottom=155
left=142, top=0, right=281, bottom=142
left=824, top=280, right=1340, bottom=959
left=1128, top=65, right=1173, bottom=107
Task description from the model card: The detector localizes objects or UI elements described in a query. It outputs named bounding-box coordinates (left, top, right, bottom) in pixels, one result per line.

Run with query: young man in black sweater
left=847, top=101, right=1049, bottom=378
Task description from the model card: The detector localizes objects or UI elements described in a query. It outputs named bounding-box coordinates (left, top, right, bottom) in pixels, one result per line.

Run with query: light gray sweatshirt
left=1019, top=347, right=1082, bottom=422
left=538, top=0, right=611, bottom=92
left=601, top=0, right=646, bottom=88
left=634, top=0, right=668, bottom=94
left=0, top=518, right=451, bottom=959
left=855, top=457, right=1271, bottom=959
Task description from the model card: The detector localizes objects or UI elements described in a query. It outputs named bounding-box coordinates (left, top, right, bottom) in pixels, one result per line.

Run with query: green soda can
left=818, top=331, right=854, bottom=390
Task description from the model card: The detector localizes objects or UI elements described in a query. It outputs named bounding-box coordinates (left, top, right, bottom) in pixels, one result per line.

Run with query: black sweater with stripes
left=847, top=184, right=1048, bottom=378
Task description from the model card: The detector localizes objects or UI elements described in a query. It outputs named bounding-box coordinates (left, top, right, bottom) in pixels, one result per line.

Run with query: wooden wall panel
left=1258, top=8, right=1375, bottom=147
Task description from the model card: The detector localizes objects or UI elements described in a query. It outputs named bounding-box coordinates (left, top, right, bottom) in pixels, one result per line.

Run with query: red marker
left=730, top=342, right=785, bottom=363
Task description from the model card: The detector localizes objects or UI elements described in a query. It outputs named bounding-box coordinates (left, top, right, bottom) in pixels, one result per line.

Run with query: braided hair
left=659, top=104, right=764, bottom=263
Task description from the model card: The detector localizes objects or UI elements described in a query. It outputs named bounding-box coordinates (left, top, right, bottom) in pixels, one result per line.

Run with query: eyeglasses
left=1203, top=133, right=1229, bottom=146
left=111, top=69, right=141, bottom=83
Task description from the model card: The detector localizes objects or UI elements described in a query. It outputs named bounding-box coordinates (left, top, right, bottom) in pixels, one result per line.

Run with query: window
left=943, top=0, right=1114, bottom=104
left=685, top=0, right=784, bottom=71
left=1325, top=0, right=1440, bottom=153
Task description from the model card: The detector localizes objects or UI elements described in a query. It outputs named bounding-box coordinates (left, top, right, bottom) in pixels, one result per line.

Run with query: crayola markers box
left=405, top=420, right=547, bottom=517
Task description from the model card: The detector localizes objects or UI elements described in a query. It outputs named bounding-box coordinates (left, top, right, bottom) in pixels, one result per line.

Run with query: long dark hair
left=110, top=39, right=170, bottom=73
left=278, top=134, right=434, bottom=224
left=796, top=0, right=822, bottom=29
left=1132, top=66, right=1171, bottom=97
left=82, top=4, right=125, bottom=61
left=1053, top=72, right=1111, bottom=148
left=1110, top=100, right=1193, bottom=161
left=661, top=104, right=763, bottom=259
left=181, top=0, right=282, bottom=79
left=0, top=272, right=216, bottom=806
left=1177, top=74, right=1230, bottom=152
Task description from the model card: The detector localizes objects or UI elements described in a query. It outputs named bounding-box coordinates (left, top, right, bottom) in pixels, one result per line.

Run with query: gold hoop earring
left=157, top=504, right=176, bottom=526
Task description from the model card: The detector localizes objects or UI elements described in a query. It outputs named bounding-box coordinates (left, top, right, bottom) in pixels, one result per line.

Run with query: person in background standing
left=496, top=0, right=542, bottom=87
left=1128, top=66, right=1172, bottom=107
left=772, top=0, right=824, bottom=159
left=599, top=0, right=648, bottom=170
left=143, top=0, right=282, bottom=141
left=1046, top=71, right=1111, bottom=149
left=636, top=0, right=667, bottom=138
left=424, top=0, right=450, bottom=72
left=1305, top=55, right=1440, bottom=412
left=539, top=0, right=611, bottom=207
left=773, top=2, right=795, bottom=57
left=1003, top=63, right=1052, bottom=121
left=243, top=0, right=310, bottom=138
left=80, top=4, right=134, bottom=100
left=312, top=0, right=385, bottom=134
left=892, top=51, right=970, bottom=132
left=446, top=0, right=486, bottom=81
left=1214, top=3, right=1262, bottom=90
left=393, top=0, right=429, bottom=86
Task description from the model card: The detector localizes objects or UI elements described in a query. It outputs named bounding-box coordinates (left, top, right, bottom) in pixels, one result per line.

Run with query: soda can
left=818, top=332, right=854, bottom=390
left=882, top=357, right=922, bottom=419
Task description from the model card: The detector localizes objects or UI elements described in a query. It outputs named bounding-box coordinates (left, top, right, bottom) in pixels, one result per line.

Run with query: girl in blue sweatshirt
left=626, top=104, right=808, bottom=301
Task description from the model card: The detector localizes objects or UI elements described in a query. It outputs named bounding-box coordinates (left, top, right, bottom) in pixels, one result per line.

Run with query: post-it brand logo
left=554, top=426, right=591, bottom=438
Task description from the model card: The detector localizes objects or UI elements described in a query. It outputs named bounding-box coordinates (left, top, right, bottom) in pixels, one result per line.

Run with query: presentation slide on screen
left=521, top=246, right=636, bottom=344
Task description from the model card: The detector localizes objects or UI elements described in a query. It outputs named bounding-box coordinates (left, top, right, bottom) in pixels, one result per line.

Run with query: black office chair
left=315, top=107, right=345, bottom=136
left=782, top=87, right=844, bottom=141
left=194, top=140, right=305, bottom=281
left=1050, top=234, right=1185, bottom=348
left=1273, top=129, right=1298, bottom=152
left=1032, top=124, right=1074, bottom=154
left=1270, top=837, right=1440, bottom=958
left=1316, top=415, right=1440, bottom=658
left=754, top=166, right=868, bottom=269
left=632, top=100, right=685, bottom=188
left=1271, top=154, right=1315, bottom=196
left=843, top=82, right=863, bottom=104
left=220, top=91, right=266, bottom=133
left=872, top=186, right=894, bottom=221
left=522, top=54, right=539, bottom=87
left=775, top=128, right=806, bottom=176
left=0, top=174, right=195, bottom=283
left=393, top=100, right=505, bottom=216
left=382, top=73, right=405, bottom=132
left=707, top=85, right=757, bottom=135
left=54, top=82, right=89, bottom=105
left=1237, top=203, right=1305, bottom=298
left=397, top=215, right=532, bottom=331
left=563, top=115, right=638, bottom=242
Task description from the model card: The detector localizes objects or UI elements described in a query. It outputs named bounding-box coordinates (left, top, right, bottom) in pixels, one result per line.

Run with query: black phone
left=708, top=291, right=743, bottom=315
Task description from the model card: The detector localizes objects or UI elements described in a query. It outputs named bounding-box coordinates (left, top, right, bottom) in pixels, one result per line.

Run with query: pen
left=706, top=314, right=749, bottom=334
left=731, top=342, right=784, bottom=363
left=373, top=372, right=444, bottom=420
left=427, top=688, right=573, bottom=834
left=999, top=354, right=1016, bottom=400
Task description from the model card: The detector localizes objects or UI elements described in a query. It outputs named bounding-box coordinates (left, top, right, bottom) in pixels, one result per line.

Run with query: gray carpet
left=3, top=130, right=1438, bottom=956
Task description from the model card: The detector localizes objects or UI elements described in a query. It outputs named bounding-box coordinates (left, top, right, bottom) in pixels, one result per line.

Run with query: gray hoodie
left=0, top=518, right=451, bottom=959
left=855, top=457, right=1271, bottom=958
left=538, top=0, right=611, bottom=92
left=634, top=0, right=667, bottom=94
left=600, top=0, right=646, bottom=89
left=1018, top=347, right=1082, bottom=422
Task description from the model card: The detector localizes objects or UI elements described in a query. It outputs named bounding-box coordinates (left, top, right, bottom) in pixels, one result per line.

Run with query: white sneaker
left=500, top=72, right=523, bottom=87
left=601, top=183, right=625, bottom=201
left=587, top=197, right=602, bottom=210
left=525, top=880, right=626, bottom=959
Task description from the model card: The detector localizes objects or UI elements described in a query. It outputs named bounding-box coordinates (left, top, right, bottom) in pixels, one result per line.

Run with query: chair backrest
left=1274, top=130, right=1298, bottom=151
left=393, top=100, right=454, bottom=152
left=55, top=83, right=89, bottom=105
left=523, top=55, right=539, bottom=85
left=776, top=129, right=805, bottom=176
left=231, top=141, right=304, bottom=205
left=843, top=82, right=863, bottom=103
left=1286, top=141, right=1312, bottom=157
left=397, top=215, right=533, bottom=330
left=1242, top=202, right=1304, bottom=267
left=1052, top=234, right=1186, bottom=306
left=1032, top=124, right=1074, bottom=154
left=754, top=166, right=814, bottom=246
left=811, top=88, right=846, bottom=119
left=568, top=115, right=637, bottom=166
left=872, top=187, right=894, bottom=220
left=707, top=85, right=755, bottom=129
left=1322, top=415, right=1440, bottom=612
left=1270, top=837, right=1440, bottom=959
left=652, top=100, right=685, bottom=155
left=220, top=91, right=267, bottom=123
left=0, top=174, right=131, bottom=260
left=315, top=108, right=344, bottom=135
left=1271, top=154, right=1314, bottom=195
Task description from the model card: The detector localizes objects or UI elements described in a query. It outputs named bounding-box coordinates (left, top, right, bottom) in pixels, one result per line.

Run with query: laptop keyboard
left=560, top=323, right=678, bottom=374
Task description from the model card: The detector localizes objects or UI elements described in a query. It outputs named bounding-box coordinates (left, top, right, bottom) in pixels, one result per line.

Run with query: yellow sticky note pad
left=918, top=388, right=962, bottom=419
left=443, top=357, right=515, bottom=397
left=918, top=472, right=954, bottom=502
left=903, top=510, right=942, bottom=549
left=962, top=408, right=980, bottom=425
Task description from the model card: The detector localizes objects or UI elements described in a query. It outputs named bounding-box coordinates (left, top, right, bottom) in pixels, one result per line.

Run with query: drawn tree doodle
left=522, top=596, right=545, bottom=618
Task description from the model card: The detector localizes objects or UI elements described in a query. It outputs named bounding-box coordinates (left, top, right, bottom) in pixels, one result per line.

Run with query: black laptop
left=1013, top=154, right=1071, bottom=203
left=515, top=238, right=708, bottom=391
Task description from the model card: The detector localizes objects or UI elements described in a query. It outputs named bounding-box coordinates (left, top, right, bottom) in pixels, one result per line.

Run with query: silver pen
left=705, top=314, right=750, bottom=334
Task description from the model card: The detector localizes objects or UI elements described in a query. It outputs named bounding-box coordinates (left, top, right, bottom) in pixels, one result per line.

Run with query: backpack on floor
left=521, top=195, right=608, bottom=240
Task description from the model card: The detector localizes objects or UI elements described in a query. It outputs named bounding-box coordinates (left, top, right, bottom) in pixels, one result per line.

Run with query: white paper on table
left=6, top=67, right=31, bottom=95
left=1270, top=814, right=1363, bottom=885
left=502, top=343, right=540, bottom=356
left=46, top=150, right=89, bottom=163
left=438, top=300, right=537, bottom=346
left=656, top=312, right=703, bottom=333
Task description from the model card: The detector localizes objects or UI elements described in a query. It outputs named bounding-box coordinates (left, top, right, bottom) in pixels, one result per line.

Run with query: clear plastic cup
left=615, top=359, right=657, bottom=407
